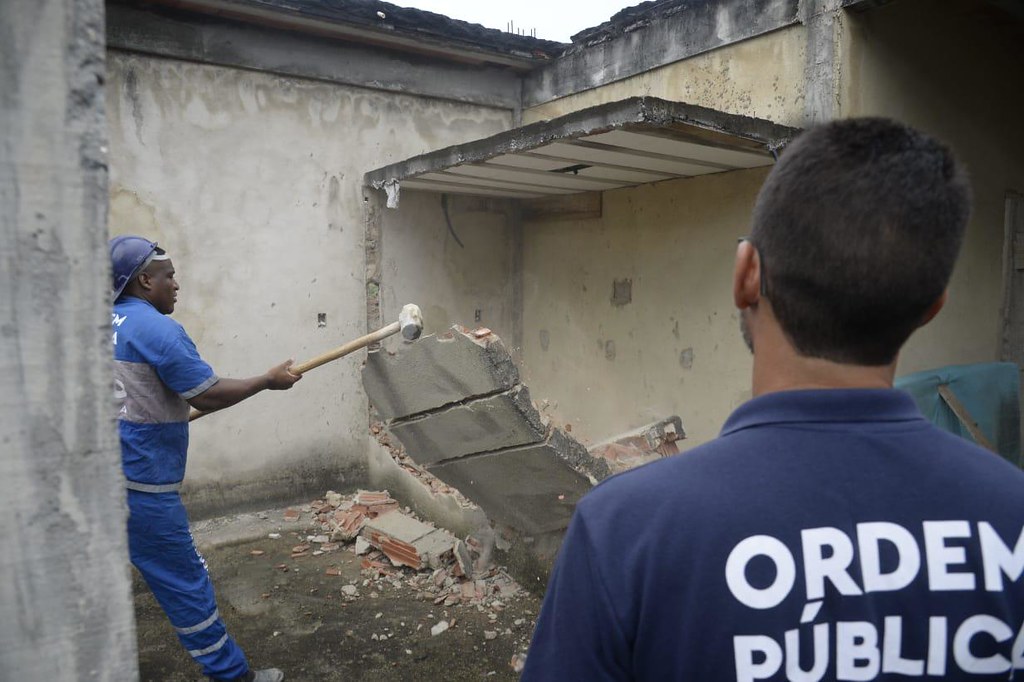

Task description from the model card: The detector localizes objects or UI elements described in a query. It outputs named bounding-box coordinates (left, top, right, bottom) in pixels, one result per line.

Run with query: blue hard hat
left=110, top=235, right=164, bottom=300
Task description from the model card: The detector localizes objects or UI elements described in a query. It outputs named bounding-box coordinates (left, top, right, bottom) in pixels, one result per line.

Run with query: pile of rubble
left=283, top=489, right=523, bottom=609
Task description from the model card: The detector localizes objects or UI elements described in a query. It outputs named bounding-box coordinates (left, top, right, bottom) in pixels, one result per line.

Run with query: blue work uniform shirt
left=112, top=296, right=217, bottom=485
left=523, top=389, right=1024, bottom=681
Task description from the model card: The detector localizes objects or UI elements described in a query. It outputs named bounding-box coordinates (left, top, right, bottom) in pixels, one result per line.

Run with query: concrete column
left=0, top=1, right=138, bottom=679
left=801, top=0, right=843, bottom=124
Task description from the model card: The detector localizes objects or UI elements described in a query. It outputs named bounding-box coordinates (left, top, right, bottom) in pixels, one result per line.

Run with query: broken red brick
left=325, top=567, right=342, bottom=576
left=283, top=508, right=300, bottom=521
left=249, top=550, right=265, bottom=557
left=291, top=544, right=311, bottom=554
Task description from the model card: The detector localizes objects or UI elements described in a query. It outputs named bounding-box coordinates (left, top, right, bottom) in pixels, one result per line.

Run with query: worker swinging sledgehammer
left=110, top=235, right=301, bottom=682
left=110, top=236, right=424, bottom=680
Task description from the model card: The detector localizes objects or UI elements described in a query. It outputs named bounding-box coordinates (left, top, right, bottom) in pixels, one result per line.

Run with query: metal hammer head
left=399, top=303, right=423, bottom=340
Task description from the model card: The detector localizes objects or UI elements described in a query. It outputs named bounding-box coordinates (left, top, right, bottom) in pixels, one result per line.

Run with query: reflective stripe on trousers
left=127, top=489, right=248, bottom=679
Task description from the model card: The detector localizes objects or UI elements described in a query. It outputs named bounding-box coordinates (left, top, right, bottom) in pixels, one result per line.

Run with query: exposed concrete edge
left=367, top=439, right=566, bottom=592
left=364, top=96, right=800, bottom=190
left=522, top=0, right=801, bottom=108
left=427, top=426, right=612, bottom=485
left=107, top=3, right=523, bottom=109
left=367, top=439, right=490, bottom=538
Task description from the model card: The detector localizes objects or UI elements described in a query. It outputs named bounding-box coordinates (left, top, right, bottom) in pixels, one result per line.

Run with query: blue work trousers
left=128, top=490, right=249, bottom=680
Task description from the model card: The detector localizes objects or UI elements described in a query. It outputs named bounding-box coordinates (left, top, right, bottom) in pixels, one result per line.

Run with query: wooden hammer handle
left=290, top=321, right=400, bottom=374
left=189, top=320, right=401, bottom=422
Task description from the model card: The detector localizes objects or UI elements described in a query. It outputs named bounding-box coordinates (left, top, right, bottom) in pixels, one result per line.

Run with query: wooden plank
left=585, top=129, right=772, bottom=168
left=400, top=179, right=549, bottom=199
left=937, top=384, right=998, bottom=453
left=536, top=142, right=719, bottom=177
left=417, top=171, right=577, bottom=195
left=447, top=163, right=628, bottom=191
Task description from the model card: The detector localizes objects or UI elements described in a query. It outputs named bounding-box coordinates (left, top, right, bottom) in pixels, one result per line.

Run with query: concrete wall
left=1, top=0, right=137, bottom=678
left=520, top=168, right=769, bottom=450
left=523, top=27, right=807, bottom=128
left=374, top=192, right=521, bottom=353
left=840, top=0, right=1024, bottom=374
left=106, top=51, right=512, bottom=516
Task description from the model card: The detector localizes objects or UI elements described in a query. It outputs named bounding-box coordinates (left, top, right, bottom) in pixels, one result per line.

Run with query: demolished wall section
left=363, top=327, right=612, bottom=567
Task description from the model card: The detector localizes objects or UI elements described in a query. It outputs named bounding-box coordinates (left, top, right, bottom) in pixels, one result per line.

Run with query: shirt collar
left=721, top=388, right=925, bottom=436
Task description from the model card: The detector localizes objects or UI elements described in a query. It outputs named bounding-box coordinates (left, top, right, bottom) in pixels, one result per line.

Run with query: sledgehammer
left=188, top=303, right=423, bottom=422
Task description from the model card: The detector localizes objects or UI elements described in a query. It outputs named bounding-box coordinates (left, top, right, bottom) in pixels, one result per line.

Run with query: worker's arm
left=187, top=359, right=301, bottom=413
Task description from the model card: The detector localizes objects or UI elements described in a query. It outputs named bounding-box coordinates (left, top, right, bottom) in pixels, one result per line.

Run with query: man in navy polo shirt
left=110, top=236, right=301, bottom=682
left=522, top=119, right=1024, bottom=681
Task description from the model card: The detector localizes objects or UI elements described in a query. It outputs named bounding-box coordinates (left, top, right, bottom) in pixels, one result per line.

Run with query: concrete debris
left=430, top=620, right=450, bottom=636
left=362, top=511, right=454, bottom=571
left=511, top=653, right=527, bottom=673
left=588, top=416, right=686, bottom=473
left=484, top=630, right=498, bottom=640
left=454, top=539, right=474, bottom=579
left=292, top=488, right=525, bottom=611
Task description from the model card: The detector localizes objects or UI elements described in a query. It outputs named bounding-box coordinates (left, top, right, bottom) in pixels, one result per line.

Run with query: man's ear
left=919, top=289, right=948, bottom=327
left=733, top=240, right=762, bottom=310
left=136, top=270, right=153, bottom=293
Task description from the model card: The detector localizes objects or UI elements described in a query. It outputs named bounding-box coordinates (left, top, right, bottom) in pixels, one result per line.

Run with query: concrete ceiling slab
left=364, top=97, right=798, bottom=203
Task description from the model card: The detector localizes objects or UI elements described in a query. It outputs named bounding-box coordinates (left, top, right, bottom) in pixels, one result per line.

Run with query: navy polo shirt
left=523, top=389, right=1024, bottom=681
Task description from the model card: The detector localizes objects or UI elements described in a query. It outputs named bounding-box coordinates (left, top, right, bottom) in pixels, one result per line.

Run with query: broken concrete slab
left=362, top=325, right=622, bottom=587
left=362, top=511, right=455, bottom=570
left=428, top=428, right=604, bottom=534
left=389, top=385, right=547, bottom=464
left=363, top=327, right=519, bottom=420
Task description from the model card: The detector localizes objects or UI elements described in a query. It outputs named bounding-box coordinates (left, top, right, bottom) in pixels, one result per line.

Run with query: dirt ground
left=134, top=530, right=540, bottom=681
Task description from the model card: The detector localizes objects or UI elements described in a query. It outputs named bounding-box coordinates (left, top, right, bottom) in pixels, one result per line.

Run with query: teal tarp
left=895, top=362, right=1021, bottom=467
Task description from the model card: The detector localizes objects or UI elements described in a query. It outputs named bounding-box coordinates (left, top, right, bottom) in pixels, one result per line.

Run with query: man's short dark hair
left=750, top=118, right=972, bottom=365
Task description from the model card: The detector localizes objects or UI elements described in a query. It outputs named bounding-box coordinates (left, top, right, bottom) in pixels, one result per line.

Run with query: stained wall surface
left=523, top=27, right=807, bottom=128
left=841, top=0, right=1024, bottom=374
left=106, top=51, right=512, bottom=515
left=375, top=192, right=521, bottom=353
left=520, top=169, right=769, bottom=449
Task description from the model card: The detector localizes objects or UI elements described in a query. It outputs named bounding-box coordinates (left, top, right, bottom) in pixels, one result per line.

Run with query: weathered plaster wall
left=1, top=0, right=137, bottom=678
left=375, top=192, right=520, bottom=350
left=841, top=0, right=1024, bottom=374
left=520, top=169, right=769, bottom=450
left=523, top=27, right=807, bottom=128
left=106, top=51, right=511, bottom=516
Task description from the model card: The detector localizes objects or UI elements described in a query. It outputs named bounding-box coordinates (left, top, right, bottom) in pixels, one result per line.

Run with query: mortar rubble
left=273, top=489, right=527, bottom=612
